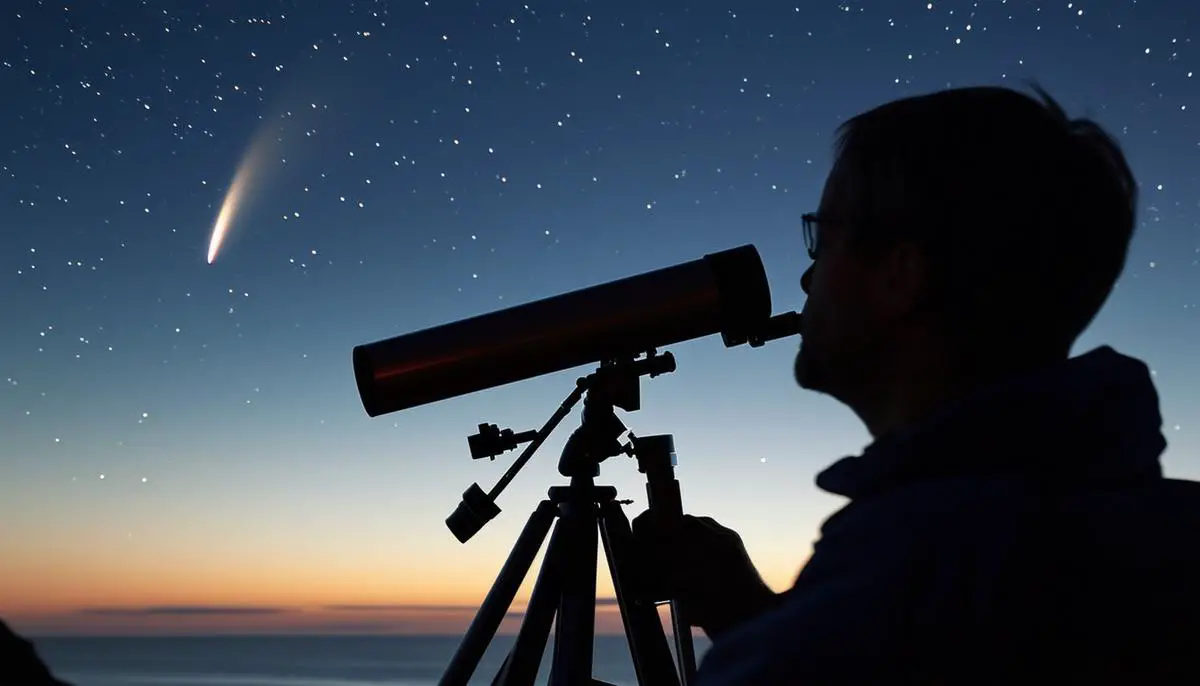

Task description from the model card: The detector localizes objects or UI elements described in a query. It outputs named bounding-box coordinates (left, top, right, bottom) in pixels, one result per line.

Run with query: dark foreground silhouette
left=0, top=620, right=71, bottom=685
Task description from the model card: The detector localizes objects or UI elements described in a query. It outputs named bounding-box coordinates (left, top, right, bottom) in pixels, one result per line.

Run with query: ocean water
left=34, top=634, right=713, bottom=686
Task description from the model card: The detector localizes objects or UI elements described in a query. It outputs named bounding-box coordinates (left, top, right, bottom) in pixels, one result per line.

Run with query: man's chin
left=793, top=347, right=822, bottom=391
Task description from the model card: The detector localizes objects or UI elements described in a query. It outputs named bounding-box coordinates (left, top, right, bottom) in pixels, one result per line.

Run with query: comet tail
left=206, top=128, right=274, bottom=265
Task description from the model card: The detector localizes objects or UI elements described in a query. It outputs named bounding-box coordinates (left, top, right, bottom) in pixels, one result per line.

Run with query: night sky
left=3, top=1, right=1197, bottom=636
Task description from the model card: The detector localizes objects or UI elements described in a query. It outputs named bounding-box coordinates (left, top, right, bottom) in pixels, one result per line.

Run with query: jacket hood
left=816, top=346, right=1168, bottom=499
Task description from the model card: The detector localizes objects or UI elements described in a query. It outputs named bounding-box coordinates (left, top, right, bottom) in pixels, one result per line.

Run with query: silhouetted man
left=635, top=84, right=1200, bottom=684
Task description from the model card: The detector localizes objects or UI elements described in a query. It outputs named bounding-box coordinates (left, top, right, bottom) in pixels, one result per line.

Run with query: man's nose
left=800, top=264, right=814, bottom=294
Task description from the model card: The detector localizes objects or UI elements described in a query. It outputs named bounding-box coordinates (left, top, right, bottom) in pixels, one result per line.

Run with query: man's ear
left=878, top=241, right=929, bottom=319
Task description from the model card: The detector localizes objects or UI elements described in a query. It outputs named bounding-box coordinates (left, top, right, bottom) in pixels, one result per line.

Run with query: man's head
left=794, top=84, right=1138, bottom=437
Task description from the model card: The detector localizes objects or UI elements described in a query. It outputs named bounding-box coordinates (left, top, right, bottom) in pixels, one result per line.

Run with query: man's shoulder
left=819, top=472, right=1032, bottom=535
left=702, top=476, right=1200, bottom=684
left=831, top=470, right=1200, bottom=516
left=1046, top=476, right=1200, bottom=556
left=794, top=474, right=1200, bottom=650
left=819, top=472, right=1200, bottom=563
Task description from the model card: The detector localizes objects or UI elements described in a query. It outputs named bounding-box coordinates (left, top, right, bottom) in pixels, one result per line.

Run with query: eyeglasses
left=801, top=213, right=822, bottom=260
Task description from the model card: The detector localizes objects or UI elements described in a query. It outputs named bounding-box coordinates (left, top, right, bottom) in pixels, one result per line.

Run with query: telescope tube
left=353, top=244, right=771, bottom=416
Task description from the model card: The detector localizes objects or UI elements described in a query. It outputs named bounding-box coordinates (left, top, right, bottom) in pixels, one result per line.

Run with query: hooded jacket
left=697, top=346, right=1200, bottom=684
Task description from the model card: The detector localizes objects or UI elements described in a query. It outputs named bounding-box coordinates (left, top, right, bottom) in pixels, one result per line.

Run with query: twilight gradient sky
left=2, top=1, right=1198, bottom=637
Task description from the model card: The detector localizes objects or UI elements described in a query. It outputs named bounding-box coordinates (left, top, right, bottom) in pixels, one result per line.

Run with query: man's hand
left=631, top=511, right=780, bottom=638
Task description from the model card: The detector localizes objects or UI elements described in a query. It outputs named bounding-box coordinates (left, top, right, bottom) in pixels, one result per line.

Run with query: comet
left=206, top=168, right=248, bottom=264
left=206, top=126, right=276, bottom=265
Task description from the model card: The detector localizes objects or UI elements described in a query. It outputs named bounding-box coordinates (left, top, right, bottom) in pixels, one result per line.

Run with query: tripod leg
left=439, top=500, right=559, bottom=686
left=549, top=496, right=597, bottom=686
left=669, top=599, right=699, bottom=685
left=597, top=500, right=681, bottom=686
left=495, top=515, right=571, bottom=686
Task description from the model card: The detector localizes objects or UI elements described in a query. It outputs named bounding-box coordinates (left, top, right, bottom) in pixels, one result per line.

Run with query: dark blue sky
left=2, top=0, right=1198, bottom=634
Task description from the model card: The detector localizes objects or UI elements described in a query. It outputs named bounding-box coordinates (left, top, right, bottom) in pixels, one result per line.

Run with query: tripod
left=438, top=353, right=698, bottom=686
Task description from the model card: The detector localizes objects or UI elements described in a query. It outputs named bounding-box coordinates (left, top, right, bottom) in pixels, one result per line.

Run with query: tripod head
left=446, top=350, right=676, bottom=543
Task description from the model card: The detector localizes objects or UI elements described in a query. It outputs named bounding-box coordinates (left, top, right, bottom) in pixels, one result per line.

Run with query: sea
left=34, top=635, right=714, bottom=686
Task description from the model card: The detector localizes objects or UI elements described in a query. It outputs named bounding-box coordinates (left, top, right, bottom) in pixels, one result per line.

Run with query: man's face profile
left=794, top=162, right=925, bottom=409
left=794, top=164, right=859, bottom=397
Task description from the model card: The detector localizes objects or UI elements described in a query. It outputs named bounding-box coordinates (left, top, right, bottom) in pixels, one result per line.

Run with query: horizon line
left=30, top=599, right=625, bottom=616
left=27, top=630, right=704, bottom=639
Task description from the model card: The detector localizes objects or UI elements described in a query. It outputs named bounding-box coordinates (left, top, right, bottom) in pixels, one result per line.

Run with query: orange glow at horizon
left=3, top=540, right=807, bottom=636
left=1, top=438, right=819, bottom=638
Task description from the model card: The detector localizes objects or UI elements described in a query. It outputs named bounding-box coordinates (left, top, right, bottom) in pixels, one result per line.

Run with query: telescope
left=352, top=244, right=801, bottom=686
left=353, top=244, right=800, bottom=416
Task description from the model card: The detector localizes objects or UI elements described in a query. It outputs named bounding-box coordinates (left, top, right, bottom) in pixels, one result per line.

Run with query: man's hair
left=832, top=83, right=1138, bottom=359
